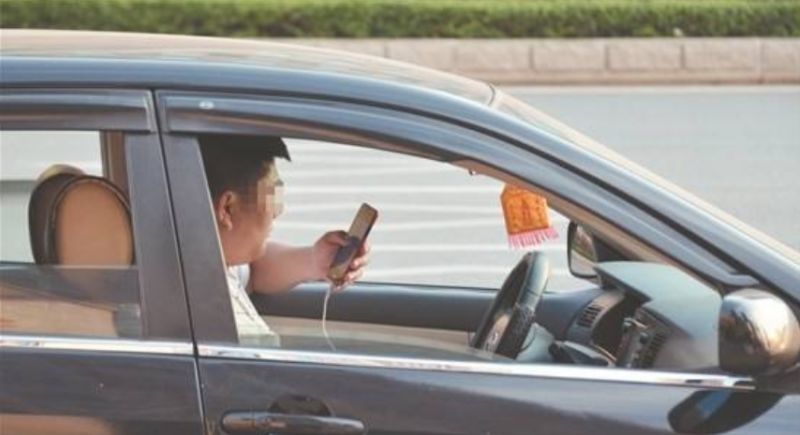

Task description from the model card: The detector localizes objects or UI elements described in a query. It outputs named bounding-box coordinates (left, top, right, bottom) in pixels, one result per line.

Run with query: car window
left=275, top=138, right=586, bottom=291
left=199, top=136, right=594, bottom=357
left=0, top=131, right=143, bottom=339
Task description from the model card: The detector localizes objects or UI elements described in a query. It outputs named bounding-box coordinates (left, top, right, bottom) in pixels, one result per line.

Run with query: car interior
left=255, top=234, right=722, bottom=372
left=0, top=131, right=724, bottom=375
left=207, top=135, right=723, bottom=373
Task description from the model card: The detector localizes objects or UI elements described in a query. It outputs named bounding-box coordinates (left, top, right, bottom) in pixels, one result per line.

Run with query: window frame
left=153, top=89, right=764, bottom=392
left=0, top=88, right=191, bottom=341
left=156, top=90, right=744, bottom=345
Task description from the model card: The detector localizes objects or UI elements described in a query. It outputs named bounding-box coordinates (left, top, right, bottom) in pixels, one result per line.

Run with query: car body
left=1, top=30, right=799, bottom=435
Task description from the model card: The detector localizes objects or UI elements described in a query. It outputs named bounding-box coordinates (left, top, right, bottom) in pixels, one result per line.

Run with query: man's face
left=217, top=165, right=283, bottom=266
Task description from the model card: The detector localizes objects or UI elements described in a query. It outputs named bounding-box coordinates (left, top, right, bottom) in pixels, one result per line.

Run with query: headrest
left=29, top=165, right=85, bottom=263
left=29, top=165, right=134, bottom=265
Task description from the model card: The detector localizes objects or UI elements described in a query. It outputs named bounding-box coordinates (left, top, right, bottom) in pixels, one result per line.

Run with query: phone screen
left=327, top=203, right=378, bottom=283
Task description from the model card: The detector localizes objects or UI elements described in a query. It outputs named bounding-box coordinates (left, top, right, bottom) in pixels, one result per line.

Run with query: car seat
left=28, top=164, right=133, bottom=266
left=0, top=164, right=139, bottom=336
left=20, top=164, right=140, bottom=336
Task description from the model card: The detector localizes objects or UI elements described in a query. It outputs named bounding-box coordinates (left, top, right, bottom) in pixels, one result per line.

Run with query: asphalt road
left=508, top=86, right=800, bottom=253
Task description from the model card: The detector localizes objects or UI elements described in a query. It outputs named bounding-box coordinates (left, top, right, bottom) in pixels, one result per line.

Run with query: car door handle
left=221, top=411, right=366, bottom=435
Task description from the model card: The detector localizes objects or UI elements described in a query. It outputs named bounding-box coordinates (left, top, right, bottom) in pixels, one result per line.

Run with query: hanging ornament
left=501, top=184, right=558, bottom=249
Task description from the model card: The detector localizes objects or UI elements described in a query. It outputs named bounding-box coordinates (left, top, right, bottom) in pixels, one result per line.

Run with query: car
left=1, top=29, right=799, bottom=435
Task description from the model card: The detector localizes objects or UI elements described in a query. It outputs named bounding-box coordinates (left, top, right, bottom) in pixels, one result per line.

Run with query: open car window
left=164, top=91, right=759, bottom=378
left=197, top=135, right=666, bottom=362
left=273, top=138, right=590, bottom=292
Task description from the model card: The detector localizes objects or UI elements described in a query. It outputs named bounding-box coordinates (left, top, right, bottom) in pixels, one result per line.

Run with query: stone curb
left=270, top=38, right=800, bottom=85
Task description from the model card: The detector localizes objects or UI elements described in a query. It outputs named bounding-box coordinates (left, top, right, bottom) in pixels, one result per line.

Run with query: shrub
left=1, top=0, right=798, bottom=38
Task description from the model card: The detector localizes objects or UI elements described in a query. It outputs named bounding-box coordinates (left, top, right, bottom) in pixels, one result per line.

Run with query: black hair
left=198, top=134, right=290, bottom=203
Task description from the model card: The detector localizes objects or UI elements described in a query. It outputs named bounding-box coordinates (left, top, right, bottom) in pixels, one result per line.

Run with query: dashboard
left=537, top=262, right=721, bottom=370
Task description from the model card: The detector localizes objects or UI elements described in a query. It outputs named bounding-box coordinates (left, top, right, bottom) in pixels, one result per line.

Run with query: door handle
left=222, top=411, right=366, bottom=435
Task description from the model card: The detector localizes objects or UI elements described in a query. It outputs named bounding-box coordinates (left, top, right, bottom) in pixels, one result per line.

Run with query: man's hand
left=312, top=230, right=371, bottom=291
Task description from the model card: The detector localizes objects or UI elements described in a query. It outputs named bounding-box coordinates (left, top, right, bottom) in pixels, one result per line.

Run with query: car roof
left=0, top=29, right=494, bottom=105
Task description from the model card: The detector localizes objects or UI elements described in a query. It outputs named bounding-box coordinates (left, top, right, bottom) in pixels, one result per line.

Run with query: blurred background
left=1, top=0, right=798, bottom=288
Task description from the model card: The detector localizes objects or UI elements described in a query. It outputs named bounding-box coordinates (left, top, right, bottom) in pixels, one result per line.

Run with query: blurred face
left=215, top=165, right=283, bottom=266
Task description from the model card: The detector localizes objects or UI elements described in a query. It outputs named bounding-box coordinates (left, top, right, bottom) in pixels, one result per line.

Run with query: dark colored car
left=1, top=30, right=799, bottom=435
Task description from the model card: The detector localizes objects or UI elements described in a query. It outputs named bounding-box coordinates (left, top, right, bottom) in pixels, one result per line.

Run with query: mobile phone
left=327, top=203, right=378, bottom=284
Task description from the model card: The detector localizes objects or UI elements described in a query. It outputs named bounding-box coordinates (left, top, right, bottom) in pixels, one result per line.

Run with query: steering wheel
left=471, top=252, right=549, bottom=359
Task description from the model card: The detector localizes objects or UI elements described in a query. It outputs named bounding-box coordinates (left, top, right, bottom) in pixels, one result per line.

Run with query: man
left=200, top=134, right=370, bottom=345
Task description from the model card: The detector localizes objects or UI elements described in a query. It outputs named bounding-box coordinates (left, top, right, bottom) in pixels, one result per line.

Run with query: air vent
left=577, top=304, right=603, bottom=328
left=639, top=332, right=668, bottom=367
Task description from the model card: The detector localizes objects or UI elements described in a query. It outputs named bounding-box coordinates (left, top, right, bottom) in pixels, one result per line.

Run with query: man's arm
left=248, top=231, right=370, bottom=294
left=248, top=242, right=317, bottom=294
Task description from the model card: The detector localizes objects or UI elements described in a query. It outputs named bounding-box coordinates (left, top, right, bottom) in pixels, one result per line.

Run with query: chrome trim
left=198, top=345, right=755, bottom=391
left=0, top=334, right=193, bottom=356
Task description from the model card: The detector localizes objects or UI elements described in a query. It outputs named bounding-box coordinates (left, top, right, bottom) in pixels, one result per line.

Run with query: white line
left=365, top=266, right=572, bottom=279
left=0, top=161, right=103, bottom=181
left=282, top=166, right=458, bottom=179
left=282, top=141, right=361, bottom=151
left=284, top=139, right=400, bottom=151
left=372, top=244, right=565, bottom=252
left=277, top=218, right=565, bottom=231
left=288, top=186, right=501, bottom=194
left=283, top=203, right=569, bottom=222
left=281, top=156, right=423, bottom=164
left=505, top=85, right=800, bottom=95
left=285, top=203, right=503, bottom=214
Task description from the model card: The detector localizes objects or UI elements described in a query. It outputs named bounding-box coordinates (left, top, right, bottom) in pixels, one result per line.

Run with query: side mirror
left=668, top=390, right=782, bottom=434
left=567, top=222, right=598, bottom=279
left=719, top=289, right=800, bottom=376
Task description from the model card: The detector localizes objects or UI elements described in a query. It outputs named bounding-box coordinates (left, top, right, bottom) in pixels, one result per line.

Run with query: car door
left=157, top=90, right=799, bottom=434
left=0, top=89, right=203, bottom=434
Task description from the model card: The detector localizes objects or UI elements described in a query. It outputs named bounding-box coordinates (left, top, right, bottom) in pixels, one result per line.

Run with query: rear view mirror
left=719, top=289, right=800, bottom=376
left=567, top=222, right=598, bottom=279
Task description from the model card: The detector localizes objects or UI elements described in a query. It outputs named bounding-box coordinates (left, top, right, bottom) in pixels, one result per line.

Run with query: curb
left=271, top=38, right=800, bottom=85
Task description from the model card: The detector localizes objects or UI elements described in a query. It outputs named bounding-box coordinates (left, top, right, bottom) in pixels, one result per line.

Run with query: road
left=509, top=86, right=800, bottom=252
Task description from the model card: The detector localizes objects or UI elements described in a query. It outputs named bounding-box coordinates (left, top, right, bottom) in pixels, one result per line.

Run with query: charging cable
left=321, top=283, right=337, bottom=351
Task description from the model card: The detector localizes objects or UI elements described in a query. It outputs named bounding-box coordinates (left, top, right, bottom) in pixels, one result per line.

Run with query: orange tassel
left=501, top=184, right=558, bottom=249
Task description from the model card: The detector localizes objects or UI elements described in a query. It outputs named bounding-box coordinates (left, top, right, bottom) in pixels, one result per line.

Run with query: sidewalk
left=275, top=38, right=800, bottom=85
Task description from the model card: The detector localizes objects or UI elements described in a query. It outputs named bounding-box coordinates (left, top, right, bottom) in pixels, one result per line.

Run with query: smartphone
left=327, top=203, right=378, bottom=284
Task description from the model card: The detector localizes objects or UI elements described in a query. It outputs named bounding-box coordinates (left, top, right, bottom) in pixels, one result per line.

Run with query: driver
left=200, top=134, right=370, bottom=346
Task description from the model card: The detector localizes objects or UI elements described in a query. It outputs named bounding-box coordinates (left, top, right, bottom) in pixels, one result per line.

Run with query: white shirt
left=226, top=265, right=280, bottom=347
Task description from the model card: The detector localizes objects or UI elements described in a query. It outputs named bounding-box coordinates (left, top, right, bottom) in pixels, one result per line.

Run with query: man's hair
left=199, top=134, right=290, bottom=203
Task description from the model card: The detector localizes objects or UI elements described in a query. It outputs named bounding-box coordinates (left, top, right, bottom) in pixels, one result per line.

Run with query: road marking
left=365, top=266, right=572, bottom=278
left=288, top=186, right=501, bottom=194
left=279, top=156, right=426, bottom=164
left=283, top=141, right=360, bottom=151
left=277, top=218, right=566, bottom=230
left=507, top=85, right=800, bottom=95
left=372, top=244, right=565, bottom=252
left=285, top=203, right=504, bottom=214
left=284, top=203, right=564, bottom=218
left=282, top=204, right=569, bottom=223
left=282, top=166, right=459, bottom=179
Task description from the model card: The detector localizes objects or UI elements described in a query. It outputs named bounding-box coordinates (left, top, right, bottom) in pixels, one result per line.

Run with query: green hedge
left=1, top=0, right=799, bottom=37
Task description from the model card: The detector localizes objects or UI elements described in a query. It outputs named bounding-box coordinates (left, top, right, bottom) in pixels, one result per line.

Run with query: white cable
left=321, top=283, right=337, bottom=351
